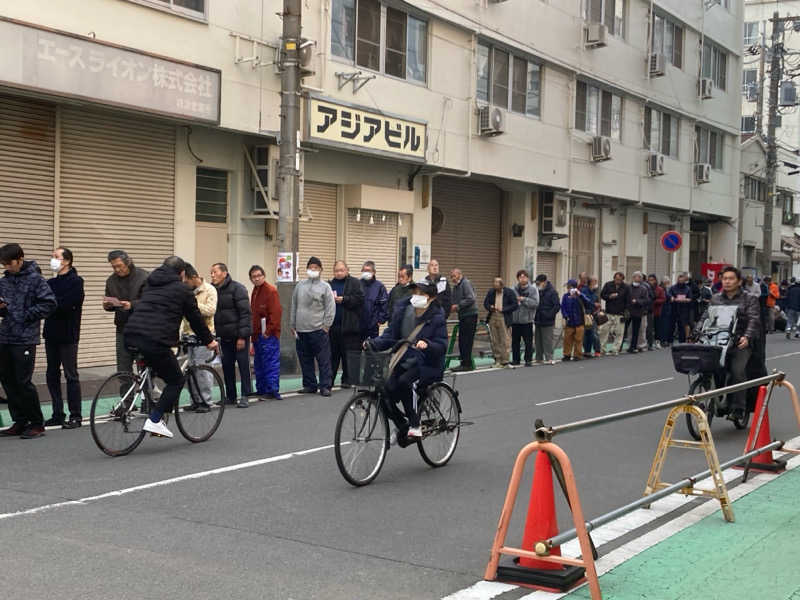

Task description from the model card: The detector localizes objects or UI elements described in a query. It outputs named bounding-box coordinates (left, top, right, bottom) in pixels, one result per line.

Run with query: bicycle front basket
left=347, top=350, right=392, bottom=387
left=671, top=343, right=722, bottom=375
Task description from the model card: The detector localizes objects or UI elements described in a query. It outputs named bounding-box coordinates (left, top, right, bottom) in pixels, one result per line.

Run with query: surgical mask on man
left=50, top=258, right=62, bottom=272
left=307, top=269, right=320, bottom=279
left=360, top=271, right=373, bottom=281
left=632, top=281, right=640, bottom=287
left=410, top=294, right=429, bottom=308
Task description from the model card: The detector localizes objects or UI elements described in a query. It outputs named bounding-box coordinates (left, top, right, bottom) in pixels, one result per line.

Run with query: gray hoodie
left=511, top=283, right=539, bottom=325
left=289, top=277, right=335, bottom=333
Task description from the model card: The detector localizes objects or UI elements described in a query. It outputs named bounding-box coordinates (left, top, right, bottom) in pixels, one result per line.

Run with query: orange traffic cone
left=740, top=386, right=786, bottom=473
left=519, top=450, right=562, bottom=569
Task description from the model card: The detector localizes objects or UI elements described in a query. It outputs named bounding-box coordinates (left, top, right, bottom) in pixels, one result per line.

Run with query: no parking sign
left=660, top=230, right=682, bottom=253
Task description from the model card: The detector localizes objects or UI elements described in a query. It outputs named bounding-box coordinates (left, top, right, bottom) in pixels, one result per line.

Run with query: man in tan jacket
left=181, top=263, right=218, bottom=410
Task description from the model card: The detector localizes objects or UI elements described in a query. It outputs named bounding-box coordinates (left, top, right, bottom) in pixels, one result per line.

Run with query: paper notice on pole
left=277, top=252, right=294, bottom=283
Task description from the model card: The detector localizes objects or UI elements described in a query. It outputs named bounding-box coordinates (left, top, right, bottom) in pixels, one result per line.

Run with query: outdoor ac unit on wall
left=591, top=136, right=612, bottom=161
left=695, top=163, right=711, bottom=184
left=649, top=53, right=666, bottom=77
left=648, top=152, right=665, bottom=176
left=584, top=23, right=607, bottom=48
left=478, top=105, right=506, bottom=136
left=699, top=78, right=714, bottom=100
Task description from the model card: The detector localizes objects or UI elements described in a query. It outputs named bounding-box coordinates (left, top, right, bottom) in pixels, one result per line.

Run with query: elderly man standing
left=599, top=271, right=629, bottom=355
left=181, top=263, right=217, bottom=411
left=291, top=257, right=336, bottom=397
left=388, top=264, right=414, bottom=318
left=424, top=258, right=452, bottom=318
left=328, top=260, right=364, bottom=389
left=103, top=250, right=148, bottom=378
left=511, top=269, right=539, bottom=366
left=449, top=268, right=478, bottom=371
left=249, top=265, right=282, bottom=400
left=483, top=277, right=518, bottom=368
left=359, top=260, right=388, bottom=340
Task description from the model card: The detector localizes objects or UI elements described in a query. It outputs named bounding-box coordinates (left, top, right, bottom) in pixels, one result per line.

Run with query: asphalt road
left=2, top=337, right=799, bottom=600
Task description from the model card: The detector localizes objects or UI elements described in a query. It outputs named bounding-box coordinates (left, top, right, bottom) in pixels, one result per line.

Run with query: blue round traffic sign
left=661, top=230, right=682, bottom=252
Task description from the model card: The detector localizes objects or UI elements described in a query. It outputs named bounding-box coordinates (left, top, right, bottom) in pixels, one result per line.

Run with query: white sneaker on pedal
left=407, top=426, right=422, bottom=439
left=143, top=419, right=173, bottom=438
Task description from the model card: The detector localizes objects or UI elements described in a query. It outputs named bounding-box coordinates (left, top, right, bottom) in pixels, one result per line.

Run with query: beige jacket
left=181, top=279, right=217, bottom=336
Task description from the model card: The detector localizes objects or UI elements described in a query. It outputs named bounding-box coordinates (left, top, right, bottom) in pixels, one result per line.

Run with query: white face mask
left=360, top=271, right=373, bottom=281
left=307, top=269, right=320, bottom=279
left=50, top=258, right=62, bottom=272
left=410, top=295, right=429, bottom=308
left=632, top=281, right=640, bottom=287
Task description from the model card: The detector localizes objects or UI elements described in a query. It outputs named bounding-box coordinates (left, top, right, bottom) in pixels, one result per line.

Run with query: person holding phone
left=103, top=250, right=148, bottom=379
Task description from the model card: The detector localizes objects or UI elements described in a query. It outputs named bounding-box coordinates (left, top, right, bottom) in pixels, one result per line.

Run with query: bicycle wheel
left=90, top=372, right=148, bottom=457
left=175, top=365, right=226, bottom=442
left=685, top=375, right=716, bottom=441
left=732, top=410, right=750, bottom=430
left=334, top=392, right=389, bottom=486
left=417, top=382, right=461, bottom=468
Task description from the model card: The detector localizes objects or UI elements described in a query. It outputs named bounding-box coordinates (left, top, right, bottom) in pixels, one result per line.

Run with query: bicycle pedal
left=149, top=432, right=169, bottom=438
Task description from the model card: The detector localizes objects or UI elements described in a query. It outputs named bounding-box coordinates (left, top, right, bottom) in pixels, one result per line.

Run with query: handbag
left=594, top=310, right=609, bottom=326
left=584, top=313, right=594, bottom=328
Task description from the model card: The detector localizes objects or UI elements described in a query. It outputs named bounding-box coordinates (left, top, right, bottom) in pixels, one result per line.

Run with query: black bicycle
left=90, top=335, right=226, bottom=456
left=334, top=348, right=462, bottom=486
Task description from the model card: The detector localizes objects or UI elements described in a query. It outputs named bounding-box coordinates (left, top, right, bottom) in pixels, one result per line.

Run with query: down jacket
left=0, top=261, right=57, bottom=345
left=213, top=274, right=252, bottom=341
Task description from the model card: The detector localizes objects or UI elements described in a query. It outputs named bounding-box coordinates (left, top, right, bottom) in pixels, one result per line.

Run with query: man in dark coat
left=368, top=282, right=447, bottom=441
left=0, top=244, right=57, bottom=439
left=211, top=263, right=252, bottom=407
left=483, top=277, right=518, bottom=367
left=624, top=272, right=652, bottom=353
left=423, top=258, right=452, bottom=318
left=786, top=278, right=800, bottom=338
left=124, top=256, right=217, bottom=438
left=359, top=260, right=389, bottom=340
left=329, top=261, right=365, bottom=388
left=388, top=265, right=414, bottom=319
left=668, top=272, right=695, bottom=343
left=43, top=247, right=85, bottom=428
left=534, top=274, right=560, bottom=363
left=104, top=250, right=148, bottom=379
left=599, top=272, right=629, bottom=355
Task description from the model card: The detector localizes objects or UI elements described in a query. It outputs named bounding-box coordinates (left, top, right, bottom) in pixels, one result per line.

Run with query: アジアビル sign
left=307, top=97, right=426, bottom=162
left=0, top=17, right=221, bottom=124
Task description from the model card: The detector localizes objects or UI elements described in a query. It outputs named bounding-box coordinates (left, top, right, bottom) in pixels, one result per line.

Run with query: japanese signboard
left=0, top=18, right=220, bottom=123
left=307, top=97, right=426, bottom=162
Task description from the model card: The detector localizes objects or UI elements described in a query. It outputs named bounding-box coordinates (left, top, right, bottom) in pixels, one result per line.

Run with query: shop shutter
left=432, top=177, right=502, bottom=302
left=571, top=216, right=596, bottom=276
left=647, top=222, right=671, bottom=280
left=0, top=95, right=55, bottom=265
left=299, top=182, right=338, bottom=275
left=346, top=209, right=398, bottom=281
left=59, top=107, right=175, bottom=367
left=536, top=251, right=557, bottom=287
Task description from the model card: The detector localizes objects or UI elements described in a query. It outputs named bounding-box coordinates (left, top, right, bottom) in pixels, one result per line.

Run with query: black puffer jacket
left=0, top=261, right=57, bottom=345
left=213, top=275, right=252, bottom=341
left=534, top=282, right=560, bottom=327
left=43, top=268, right=85, bottom=344
left=123, top=267, right=213, bottom=348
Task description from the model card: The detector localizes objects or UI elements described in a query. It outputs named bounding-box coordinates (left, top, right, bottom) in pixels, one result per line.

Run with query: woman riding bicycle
left=366, top=282, right=447, bottom=442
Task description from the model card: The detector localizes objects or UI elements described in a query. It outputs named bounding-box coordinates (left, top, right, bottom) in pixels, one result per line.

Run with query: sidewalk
left=563, top=458, right=800, bottom=599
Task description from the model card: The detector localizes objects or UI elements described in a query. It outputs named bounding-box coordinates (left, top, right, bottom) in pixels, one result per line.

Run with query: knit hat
left=535, top=274, right=547, bottom=283
left=566, top=279, right=578, bottom=288
left=307, top=256, right=322, bottom=269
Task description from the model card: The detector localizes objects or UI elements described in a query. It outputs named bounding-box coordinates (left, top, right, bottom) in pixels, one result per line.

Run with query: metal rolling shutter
left=571, top=216, right=595, bottom=276
left=432, top=177, right=502, bottom=302
left=647, top=222, right=671, bottom=279
left=299, top=182, right=338, bottom=274
left=346, top=208, right=398, bottom=280
left=536, top=252, right=557, bottom=285
left=59, top=107, right=175, bottom=367
left=0, top=95, right=55, bottom=265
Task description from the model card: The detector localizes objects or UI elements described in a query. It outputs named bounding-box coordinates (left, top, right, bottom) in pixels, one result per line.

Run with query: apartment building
left=0, top=0, right=743, bottom=366
left=742, top=0, right=800, bottom=279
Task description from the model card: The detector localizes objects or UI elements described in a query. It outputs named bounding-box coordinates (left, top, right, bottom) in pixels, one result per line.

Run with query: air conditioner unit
left=780, top=81, right=797, bottom=106
left=584, top=23, right=607, bottom=48
left=591, top=136, right=612, bottom=161
left=649, top=53, right=666, bottom=77
left=478, top=105, right=506, bottom=136
left=699, top=78, right=714, bottom=100
left=695, top=163, right=711, bottom=184
left=648, top=152, right=665, bottom=176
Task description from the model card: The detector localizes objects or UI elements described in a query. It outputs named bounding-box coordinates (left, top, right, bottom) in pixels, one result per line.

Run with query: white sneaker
left=407, top=426, right=422, bottom=439
left=143, top=419, right=173, bottom=438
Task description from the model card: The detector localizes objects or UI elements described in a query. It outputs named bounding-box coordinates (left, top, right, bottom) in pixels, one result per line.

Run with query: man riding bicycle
left=124, top=256, right=218, bottom=438
left=693, top=266, right=760, bottom=422
left=366, top=282, right=447, bottom=442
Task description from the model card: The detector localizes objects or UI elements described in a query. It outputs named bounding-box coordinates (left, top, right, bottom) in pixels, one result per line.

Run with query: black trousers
left=221, top=338, right=252, bottom=403
left=458, top=314, right=478, bottom=367
left=45, top=341, right=82, bottom=421
left=384, top=359, right=422, bottom=429
left=124, top=335, right=185, bottom=420
left=329, top=325, right=361, bottom=386
left=511, top=323, right=534, bottom=364
left=728, top=346, right=752, bottom=412
left=0, top=344, right=44, bottom=428
left=628, top=317, right=642, bottom=351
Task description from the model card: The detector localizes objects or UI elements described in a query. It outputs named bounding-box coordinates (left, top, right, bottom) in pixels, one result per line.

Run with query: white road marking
left=440, top=581, right=518, bottom=600
left=0, top=443, right=337, bottom=522
left=766, top=350, right=800, bottom=361
left=535, top=377, right=674, bottom=406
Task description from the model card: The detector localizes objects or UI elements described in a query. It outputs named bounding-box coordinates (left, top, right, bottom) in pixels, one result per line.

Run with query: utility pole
left=277, top=0, right=302, bottom=370
left=762, top=11, right=783, bottom=277
left=756, top=26, right=766, bottom=136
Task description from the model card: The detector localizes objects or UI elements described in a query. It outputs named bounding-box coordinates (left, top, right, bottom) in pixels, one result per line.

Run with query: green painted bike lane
left=565, top=466, right=800, bottom=600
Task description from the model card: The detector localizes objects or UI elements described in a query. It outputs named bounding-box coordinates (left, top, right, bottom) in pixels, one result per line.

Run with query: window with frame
left=477, top=42, right=541, bottom=117
left=782, top=191, right=796, bottom=225
left=582, top=0, right=626, bottom=37
left=702, top=39, right=727, bottom=91
left=196, top=167, right=228, bottom=223
left=695, top=126, right=723, bottom=170
left=743, top=21, right=759, bottom=47
left=644, top=107, right=679, bottom=158
left=742, top=69, right=758, bottom=98
left=651, top=13, right=683, bottom=68
left=575, top=81, right=622, bottom=141
left=744, top=176, right=767, bottom=203
left=331, top=0, right=427, bottom=83
left=126, top=0, right=205, bottom=18
left=741, top=115, right=756, bottom=133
